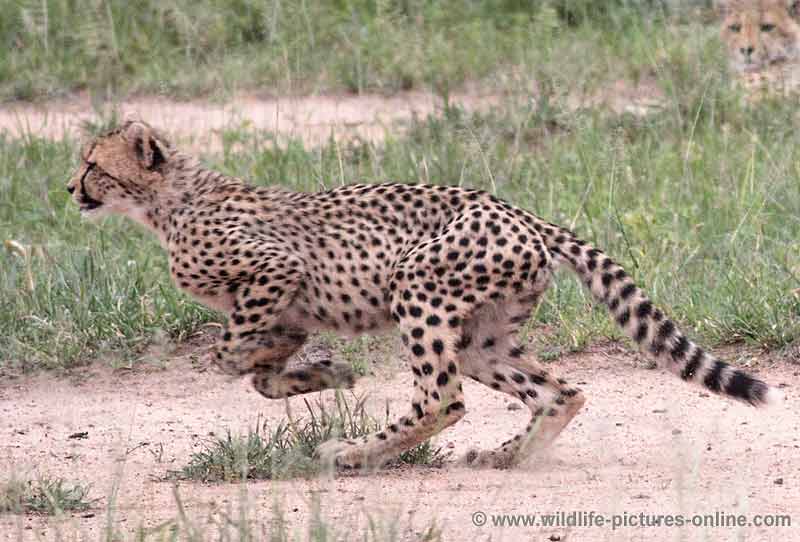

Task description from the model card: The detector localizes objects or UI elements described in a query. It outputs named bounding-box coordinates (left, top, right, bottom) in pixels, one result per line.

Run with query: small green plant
left=338, top=336, right=372, bottom=377
left=175, top=393, right=448, bottom=482
left=176, top=420, right=299, bottom=482
left=24, top=477, right=95, bottom=515
left=397, top=440, right=449, bottom=467
left=312, top=333, right=400, bottom=377
left=0, top=476, right=95, bottom=515
left=325, top=334, right=390, bottom=377
left=0, top=478, right=28, bottom=514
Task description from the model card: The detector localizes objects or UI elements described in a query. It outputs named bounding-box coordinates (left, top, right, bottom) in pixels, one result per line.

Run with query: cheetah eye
left=760, top=23, right=775, bottom=32
left=729, top=23, right=742, bottom=33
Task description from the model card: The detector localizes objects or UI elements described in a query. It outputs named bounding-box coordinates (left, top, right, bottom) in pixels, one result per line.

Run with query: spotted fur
left=66, top=121, right=781, bottom=470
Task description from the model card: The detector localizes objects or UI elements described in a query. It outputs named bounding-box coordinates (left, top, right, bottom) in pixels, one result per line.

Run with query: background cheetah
left=720, top=0, right=800, bottom=73
left=67, top=120, right=781, bottom=470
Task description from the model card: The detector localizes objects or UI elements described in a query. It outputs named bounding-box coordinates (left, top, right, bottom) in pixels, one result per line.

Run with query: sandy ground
left=0, top=80, right=663, bottom=151
left=0, top=343, right=797, bottom=542
left=0, top=90, right=500, bottom=149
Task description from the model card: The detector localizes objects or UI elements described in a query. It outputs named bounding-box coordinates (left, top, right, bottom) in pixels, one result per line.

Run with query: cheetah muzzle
left=67, top=120, right=782, bottom=471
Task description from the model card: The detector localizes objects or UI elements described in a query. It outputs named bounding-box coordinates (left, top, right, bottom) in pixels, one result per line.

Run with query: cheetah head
left=67, top=120, right=172, bottom=219
left=720, top=0, right=800, bottom=72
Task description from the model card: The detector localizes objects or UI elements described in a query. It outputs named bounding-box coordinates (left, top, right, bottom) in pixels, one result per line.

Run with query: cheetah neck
left=126, top=152, right=242, bottom=248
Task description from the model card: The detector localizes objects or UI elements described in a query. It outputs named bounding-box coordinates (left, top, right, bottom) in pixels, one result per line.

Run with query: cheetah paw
left=314, top=438, right=362, bottom=470
left=210, top=350, right=249, bottom=377
left=460, top=448, right=517, bottom=469
left=323, top=362, right=358, bottom=389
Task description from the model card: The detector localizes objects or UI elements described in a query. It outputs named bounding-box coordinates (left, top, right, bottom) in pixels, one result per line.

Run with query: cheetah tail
left=535, top=220, right=782, bottom=407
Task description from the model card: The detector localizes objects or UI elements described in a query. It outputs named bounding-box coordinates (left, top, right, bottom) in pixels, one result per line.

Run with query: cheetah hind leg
left=462, top=294, right=584, bottom=468
left=454, top=296, right=584, bottom=468
left=461, top=342, right=585, bottom=468
left=315, top=323, right=467, bottom=471
left=452, top=293, right=586, bottom=468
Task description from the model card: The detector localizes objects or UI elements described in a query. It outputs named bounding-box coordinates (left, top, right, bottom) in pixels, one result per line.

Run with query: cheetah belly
left=288, top=285, right=394, bottom=337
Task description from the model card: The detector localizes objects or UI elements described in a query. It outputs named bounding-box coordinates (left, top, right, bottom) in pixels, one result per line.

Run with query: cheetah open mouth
left=79, top=195, right=103, bottom=212
left=76, top=162, right=103, bottom=212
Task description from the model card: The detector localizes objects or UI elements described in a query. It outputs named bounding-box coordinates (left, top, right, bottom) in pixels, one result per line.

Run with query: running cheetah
left=67, top=121, right=781, bottom=470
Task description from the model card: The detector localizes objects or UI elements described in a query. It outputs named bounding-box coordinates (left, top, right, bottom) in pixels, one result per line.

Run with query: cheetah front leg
left=215, top=265, right=356, bottom=398
left=243, top=325, right=355, bottom=398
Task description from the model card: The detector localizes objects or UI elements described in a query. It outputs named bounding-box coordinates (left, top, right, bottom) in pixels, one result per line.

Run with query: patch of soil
left=0, top=79, right=666, bottom=154
left=0, top=90, right=500, bottom=150
left=0, top=346, right=796, bottom=541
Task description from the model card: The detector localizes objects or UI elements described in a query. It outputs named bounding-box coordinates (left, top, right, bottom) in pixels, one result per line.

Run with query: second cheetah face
left=66, top=121, right=171, bottom=219
left=720, top=0, right=800, bottom=72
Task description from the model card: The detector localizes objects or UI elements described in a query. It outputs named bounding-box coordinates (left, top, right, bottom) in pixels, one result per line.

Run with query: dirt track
left=0, top=79, right=663, bottom=151
left=0, top=344, right=796, bottom=541
left=0, top=90, right=499, bottom=149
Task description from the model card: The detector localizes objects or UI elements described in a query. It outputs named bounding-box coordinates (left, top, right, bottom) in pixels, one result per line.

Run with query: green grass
left=1, top=6, right=799, bottom=371
left=175, top=393, right=448, bottom=482
left=0, top=0, right=685, bottom=102
left=317, top=333, right=396, bottom=377
left=0, top=476, right=95, bottom=515
left=3, top=99, right=800, bottom=370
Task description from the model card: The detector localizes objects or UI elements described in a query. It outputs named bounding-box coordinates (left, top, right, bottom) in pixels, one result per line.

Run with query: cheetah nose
left=67, top=185, right=75, bottom=194
left=740, top=46, right=754, bottom=57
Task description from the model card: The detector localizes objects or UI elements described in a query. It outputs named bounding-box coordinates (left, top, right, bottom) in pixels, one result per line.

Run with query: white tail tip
left=764, top=387, right=785, bottom=407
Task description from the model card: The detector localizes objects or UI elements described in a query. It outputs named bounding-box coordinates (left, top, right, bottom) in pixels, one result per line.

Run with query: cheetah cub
left=720, top=0, right=800, bottom=97
left=720, top=0, right=800, bottom=74
left=67, top=121, right=781, bottom=470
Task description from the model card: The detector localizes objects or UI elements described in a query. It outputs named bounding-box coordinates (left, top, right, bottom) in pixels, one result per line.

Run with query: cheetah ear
left=715, top=0, right=741, bottom=15
left=789, top=0, right=800, bottom=18
left=122, top=120, right=169, bottom=172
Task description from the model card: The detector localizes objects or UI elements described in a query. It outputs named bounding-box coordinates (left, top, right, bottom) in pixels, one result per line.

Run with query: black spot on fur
left=670, top=335, right=690, bottom=361
left=658, top=319, right=675, bottom=340
left=529, top=374, right=546, bottom=385
left=703, top=360, right=727, bottom=393
left=620, top=283, right=636, bottom=300
left=445, top=401, right=465, bottom=415
left=725, top=371, right=759, bottom=402
left=634, top=322, right=649, bottom=343
left=681, top=349, right=703, bottom=380
left=636, top=300, right=652, bottom=318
